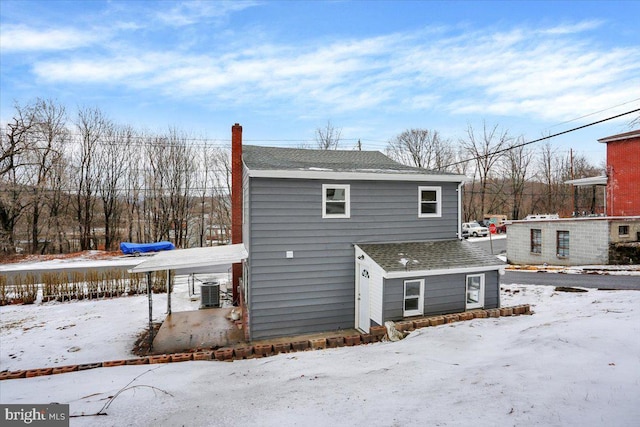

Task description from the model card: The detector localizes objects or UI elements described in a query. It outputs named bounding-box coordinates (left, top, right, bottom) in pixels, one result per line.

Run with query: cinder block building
left=507, top=216, right=640, bottom=266
left=509, top=129, right=640, bottom=266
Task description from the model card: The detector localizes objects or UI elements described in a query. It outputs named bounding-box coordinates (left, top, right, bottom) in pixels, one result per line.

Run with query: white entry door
left=356, top=263, right=370, bottom=333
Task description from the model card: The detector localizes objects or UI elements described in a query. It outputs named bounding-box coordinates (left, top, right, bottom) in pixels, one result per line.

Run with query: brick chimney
left=231, top=123, right=243, bottom=305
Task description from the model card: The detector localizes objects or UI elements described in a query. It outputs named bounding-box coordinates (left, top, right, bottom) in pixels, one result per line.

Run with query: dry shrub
left=13, top=273, right=37, bottom=304
left=0, top=275, right=7, bottom=305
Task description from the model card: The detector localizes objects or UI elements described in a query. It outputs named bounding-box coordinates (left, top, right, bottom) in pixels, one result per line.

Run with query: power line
left=547, top=97, right=640, bottom=129
left=441, top=108, right=640, bottom=169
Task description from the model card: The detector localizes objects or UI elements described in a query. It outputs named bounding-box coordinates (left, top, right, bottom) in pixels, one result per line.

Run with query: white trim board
left=384, top=265, right=504, bottom=279
left=246, top=168, right=467, bottom=183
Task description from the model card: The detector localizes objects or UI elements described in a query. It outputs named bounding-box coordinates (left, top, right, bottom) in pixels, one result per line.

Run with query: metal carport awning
left=128, top=244, right=248, bottom=350
left=128, top=244, right=248, bottom=274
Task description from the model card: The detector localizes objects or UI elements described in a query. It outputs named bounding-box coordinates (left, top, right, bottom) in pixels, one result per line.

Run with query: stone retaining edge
left=0, top=304, right=531, bottom=381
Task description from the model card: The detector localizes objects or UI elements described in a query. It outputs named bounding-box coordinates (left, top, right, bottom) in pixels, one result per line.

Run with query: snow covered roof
left=597, top=129, right=640, bottom=143
left=129, top=244, right=247, bottom=273
left=565, top=176, right=608, bottom=186
left=356, top=240, right=504, bottom=278
left=242, top=145, right=466, bottom=182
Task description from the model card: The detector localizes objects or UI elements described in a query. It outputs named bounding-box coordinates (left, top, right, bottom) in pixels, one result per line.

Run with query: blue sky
left=1, top=0, right=639, bottom=163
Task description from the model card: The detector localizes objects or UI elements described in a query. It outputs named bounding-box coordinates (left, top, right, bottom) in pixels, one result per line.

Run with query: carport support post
left=166, top=269, right=171, bottom=315
left=147, top=272, right=153, bottom=351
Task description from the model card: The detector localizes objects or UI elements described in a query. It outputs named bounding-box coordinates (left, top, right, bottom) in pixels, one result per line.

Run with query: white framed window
left=466, top=274, right=485, bottom=310
left=322, top=184, right=350, bottom=218
left=418, top=186, right=441, bottom=218
left=403, top=279, right=424, bottom=317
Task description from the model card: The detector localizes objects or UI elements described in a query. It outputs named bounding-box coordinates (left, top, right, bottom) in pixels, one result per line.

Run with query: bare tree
left=532, top=142, right=570, bottom=215
left=166, top=128, right=194, bottom=248
left=314, top=120, right=342, bottom=150
left=0, top=104, right=35, bottom=254
left=98, top=124, right=130, bottom=250
left=27, top=99, right=68, bottom=254
left=192, top=145, right=232, bottom=247
left=210, top=147, right=231, bottom=245
left=45, top=151, right=70, bottom=253
left=386, top=128, right=455, bottom=170
left=75, top=107, right=107, bottom=250
left=501, top=141, right=532, bottom=220
left=123, top=135, right=143, bottom=243
left=144, top=136, right=172, bottom=242
left=460, top=122, right=511, bottom=219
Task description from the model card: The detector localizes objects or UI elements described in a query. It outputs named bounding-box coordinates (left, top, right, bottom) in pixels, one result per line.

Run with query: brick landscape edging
left=0, top=304, right=531, bottom=381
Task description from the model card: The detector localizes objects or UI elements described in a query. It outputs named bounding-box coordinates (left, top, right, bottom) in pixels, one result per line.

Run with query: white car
left=462, top=222, right=489, bottom=237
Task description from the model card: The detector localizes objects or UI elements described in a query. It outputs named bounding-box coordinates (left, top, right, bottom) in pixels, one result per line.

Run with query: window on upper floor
left=322, top=184, right=350, bottom=218
left=418, top=186, right=441, bottom=218
left=530, top=229, right=542, bottom=254
left=618, top=225, right=629, bottom=236
left=557, top=230, right=570, bottom=257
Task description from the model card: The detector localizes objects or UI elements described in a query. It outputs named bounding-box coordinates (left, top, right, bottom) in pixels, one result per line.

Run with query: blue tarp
left=120, top=241, right=176, bottom=255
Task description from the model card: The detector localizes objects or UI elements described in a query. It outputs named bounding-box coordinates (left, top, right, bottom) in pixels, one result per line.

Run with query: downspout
left=457, top=181, right=463, bottom=239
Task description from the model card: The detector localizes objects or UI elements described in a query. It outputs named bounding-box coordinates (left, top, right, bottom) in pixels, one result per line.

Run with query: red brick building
left=599, top=129, right=640, bottom=216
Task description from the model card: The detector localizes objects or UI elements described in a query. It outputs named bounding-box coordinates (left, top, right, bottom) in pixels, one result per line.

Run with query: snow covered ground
left=2, top=271, right=639, bottom=425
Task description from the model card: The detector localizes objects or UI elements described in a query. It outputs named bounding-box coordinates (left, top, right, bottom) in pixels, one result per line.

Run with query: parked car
left=461, top=228, right=470, bottom=239
left=462, top=222, right=489, bottom=237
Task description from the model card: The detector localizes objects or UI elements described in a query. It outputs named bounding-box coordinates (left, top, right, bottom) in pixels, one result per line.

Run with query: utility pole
left=570, top=148, right=577, bottom=216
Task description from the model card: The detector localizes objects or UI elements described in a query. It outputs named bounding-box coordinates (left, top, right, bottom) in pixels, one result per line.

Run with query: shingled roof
left=357, top=240, right=504, bottom=276
left=242, top=145, right=460, bottom=177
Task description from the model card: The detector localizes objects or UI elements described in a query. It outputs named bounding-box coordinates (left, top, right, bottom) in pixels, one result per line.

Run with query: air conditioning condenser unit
left=201, top=282, right=220, bottom=308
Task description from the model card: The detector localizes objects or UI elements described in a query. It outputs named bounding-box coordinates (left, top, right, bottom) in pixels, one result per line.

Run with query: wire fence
left=0, top=270, right=170, bottom=305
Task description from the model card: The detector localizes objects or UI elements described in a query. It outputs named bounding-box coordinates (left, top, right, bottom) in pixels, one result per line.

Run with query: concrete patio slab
left=152, top=307, right=244, bottom=354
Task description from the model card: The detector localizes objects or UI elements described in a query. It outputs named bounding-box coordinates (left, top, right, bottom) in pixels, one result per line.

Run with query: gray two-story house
left=231, top=126, right=503, bottom=340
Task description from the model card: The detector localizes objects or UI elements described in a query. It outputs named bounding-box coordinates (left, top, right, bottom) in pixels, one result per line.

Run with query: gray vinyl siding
left=247, top=177, right=460, bottom=339
left=382, top=270, right=500, bottom=321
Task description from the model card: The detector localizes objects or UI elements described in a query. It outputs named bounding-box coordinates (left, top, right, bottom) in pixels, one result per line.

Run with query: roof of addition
left=356, top=240, right=504, bottom=278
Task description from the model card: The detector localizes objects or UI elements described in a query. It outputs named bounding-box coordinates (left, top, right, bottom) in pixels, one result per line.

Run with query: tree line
left=320, top=121, right=605, bottom=222
left=2, top=100, right=608, bottom=256
left=384, top=125, right=604, bottom=222
left=1, top=99, right=231, bottom=256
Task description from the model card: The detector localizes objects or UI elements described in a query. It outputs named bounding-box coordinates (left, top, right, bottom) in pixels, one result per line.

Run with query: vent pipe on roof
left=231, top=123, right=243, bottom=305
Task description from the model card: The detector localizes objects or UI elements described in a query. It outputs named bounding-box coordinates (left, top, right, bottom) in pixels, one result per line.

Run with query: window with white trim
left=403, top=279, right=424, bottom=317
left=466, top=274, right=485, bottom=309
left=418, top=186, right=441, bottom=218
left=322, top=184, right=350, bottom=218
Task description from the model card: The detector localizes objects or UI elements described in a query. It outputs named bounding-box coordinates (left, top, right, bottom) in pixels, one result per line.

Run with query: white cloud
left=33, top=55, right=159, bottom=83
left=156, top=0, right=261, bottom=27
left=0, top=24, right=103, bottom=52
left=539, top=20, right=604, bottom=35
left=23, top=20, right=640, bottom=123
